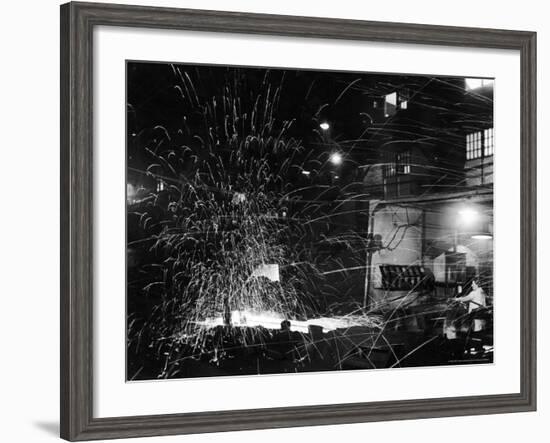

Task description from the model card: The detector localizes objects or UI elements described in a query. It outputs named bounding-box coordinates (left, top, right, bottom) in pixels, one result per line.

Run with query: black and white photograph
left=126, top=62, right=494, bottom=380
left=1, top=0, right=544, bottom=441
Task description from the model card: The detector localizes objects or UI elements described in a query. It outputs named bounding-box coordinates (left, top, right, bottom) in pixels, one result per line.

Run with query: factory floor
left=128, top=322, right=493, bottom=380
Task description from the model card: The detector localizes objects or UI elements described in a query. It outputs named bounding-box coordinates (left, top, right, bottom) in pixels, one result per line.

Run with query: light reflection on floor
left=195, top=309, right=383, bottom=333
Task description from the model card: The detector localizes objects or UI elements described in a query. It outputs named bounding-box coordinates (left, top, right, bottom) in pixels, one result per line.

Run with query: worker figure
left=454, top=278, right=487, bottom=332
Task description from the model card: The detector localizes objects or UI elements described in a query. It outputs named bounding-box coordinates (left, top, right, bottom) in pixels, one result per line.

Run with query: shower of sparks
left=126, top=63, right=494, bottom=380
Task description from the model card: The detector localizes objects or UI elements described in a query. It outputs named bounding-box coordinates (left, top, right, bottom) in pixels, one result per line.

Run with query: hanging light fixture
left=457, top=205, right=492, bottom=239
left=471, top=219, right=493, bottom=239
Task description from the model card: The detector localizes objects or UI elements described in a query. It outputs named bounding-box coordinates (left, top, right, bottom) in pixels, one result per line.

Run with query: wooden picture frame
left=60, top=1, right=536, bottom=440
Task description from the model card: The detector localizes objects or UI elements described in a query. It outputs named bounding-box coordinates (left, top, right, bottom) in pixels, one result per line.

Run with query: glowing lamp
left=329, top=152, right=343, bottom=166
left=458, top=207, right=478, bottom=226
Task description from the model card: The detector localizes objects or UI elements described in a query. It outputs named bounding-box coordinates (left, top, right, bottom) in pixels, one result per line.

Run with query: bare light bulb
left=329, top=152, right=343, bottom=166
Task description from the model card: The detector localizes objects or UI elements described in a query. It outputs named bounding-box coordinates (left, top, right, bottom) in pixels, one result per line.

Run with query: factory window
left=466, top=128, right=494, bottom=160
left=384, top=92, right=397, bottom=117
left=382, top=90, right=410, bottom=115
left=466, top=132, right=482, bottom=160
left=484, top=128, right=494, bottom=156
left=384, top=150, right=411, bottom=177
left=398, top=151, right=411, bottom=174
left=399, top=88, right=410, bottom=110
left=384, top=159, right=396, bottom=177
